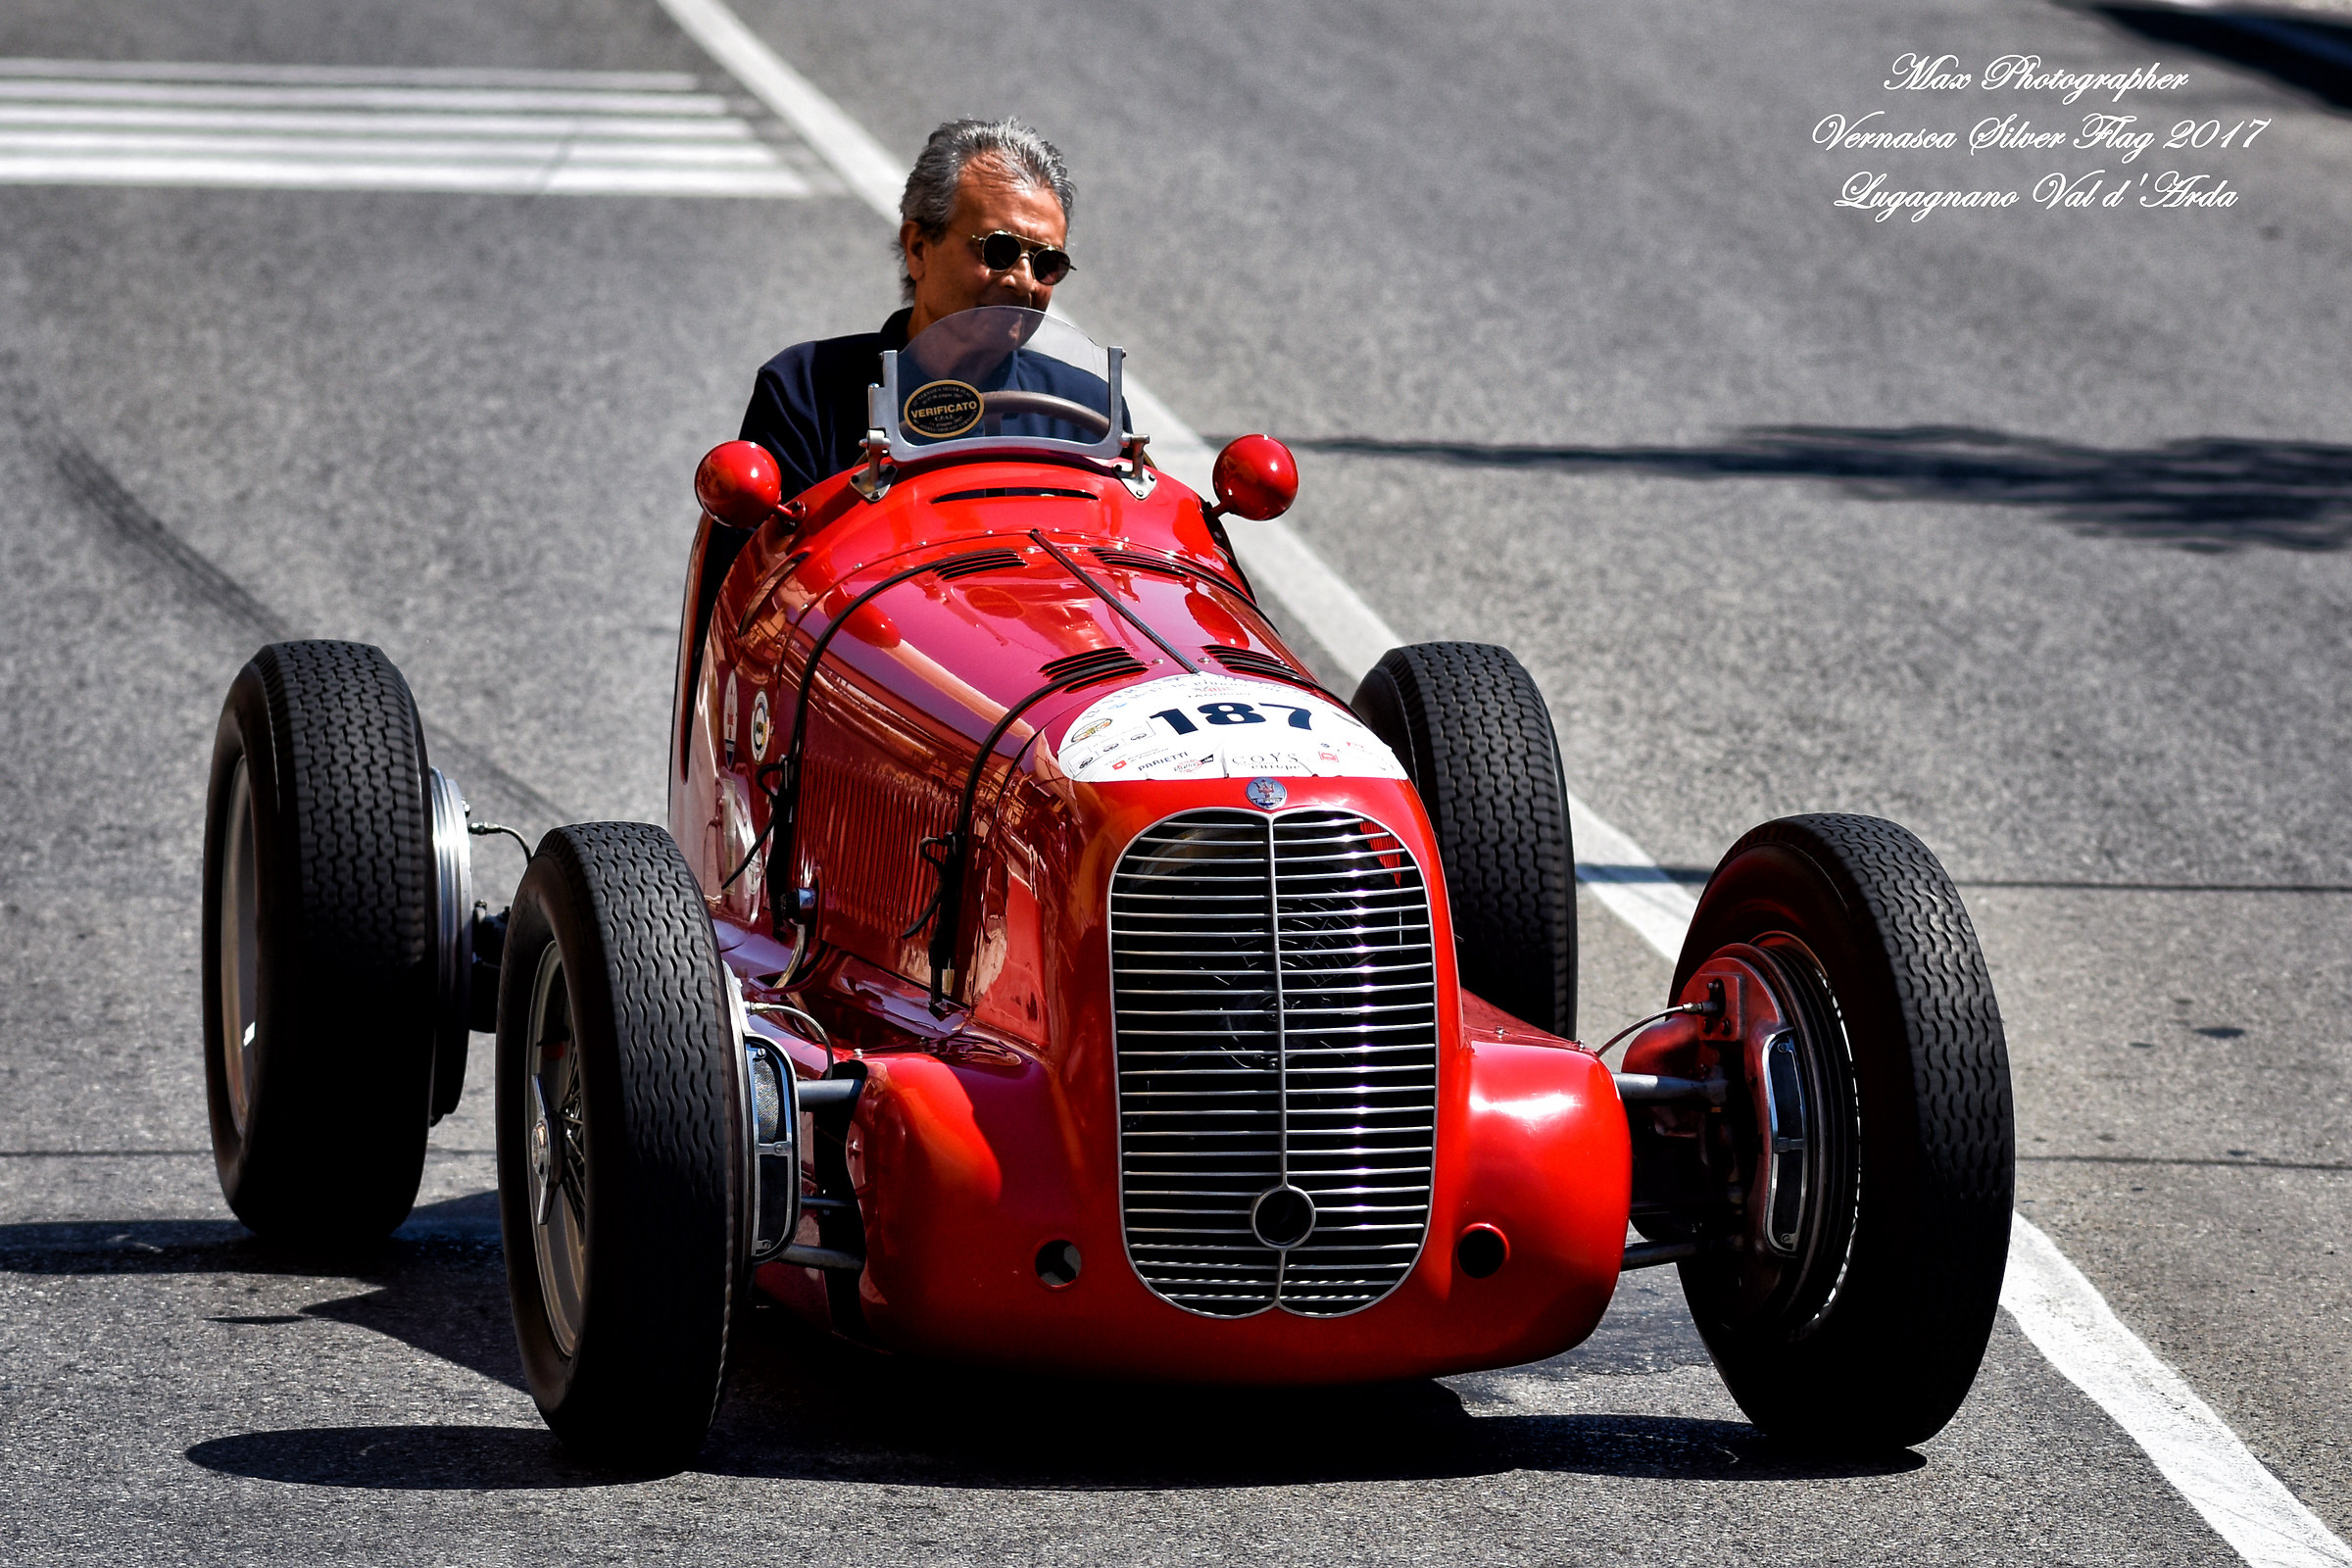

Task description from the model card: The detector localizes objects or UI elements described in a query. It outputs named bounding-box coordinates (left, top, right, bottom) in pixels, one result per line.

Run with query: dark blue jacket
left=738, top=308, right=913, bottom=504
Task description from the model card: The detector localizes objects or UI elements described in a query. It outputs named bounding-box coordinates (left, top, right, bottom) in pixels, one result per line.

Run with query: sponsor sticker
left=1055, top=672, right=1407, bottom=784
left=750, top=689, right=772, bottom=760
left=722, top=669, right=739, bottom=765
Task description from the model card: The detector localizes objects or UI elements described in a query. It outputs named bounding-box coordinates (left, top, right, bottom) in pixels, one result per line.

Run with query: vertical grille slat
left=1111, top=808, right=1439, bottom=1318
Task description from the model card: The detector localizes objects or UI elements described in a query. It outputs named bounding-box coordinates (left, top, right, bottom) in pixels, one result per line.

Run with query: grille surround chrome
left=1108, top=807, right=1441, bottom=1318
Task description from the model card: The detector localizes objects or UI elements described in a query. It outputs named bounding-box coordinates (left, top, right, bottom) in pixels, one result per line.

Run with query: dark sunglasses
left=970, top=229, right=1073, bottom=285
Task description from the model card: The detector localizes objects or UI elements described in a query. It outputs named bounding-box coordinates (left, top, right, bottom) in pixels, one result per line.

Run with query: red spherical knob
left=695, top=440, right=783, bottom=530
left=1210, top=434, right=1298, bottom=521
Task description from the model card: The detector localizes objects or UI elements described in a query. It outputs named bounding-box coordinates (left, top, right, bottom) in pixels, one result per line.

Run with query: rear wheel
left=200, top=641, right=438, bottom=1244
left=1352, top=642, right=1575, bottom=1036
left=496, top=822, right=744, bottom=1469
left=1668, top=813, right=2012, bottom=1451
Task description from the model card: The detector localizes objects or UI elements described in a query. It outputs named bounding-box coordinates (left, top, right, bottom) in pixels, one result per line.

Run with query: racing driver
left=739, top=117, right=1089, bottom=497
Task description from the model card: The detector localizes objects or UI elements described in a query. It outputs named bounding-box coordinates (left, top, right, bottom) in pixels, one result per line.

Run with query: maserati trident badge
left=1246, top=776, right=1287, bottom=808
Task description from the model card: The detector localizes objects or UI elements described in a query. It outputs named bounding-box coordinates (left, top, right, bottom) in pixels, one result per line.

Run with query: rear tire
left=1672, top=813, right=2012, bottom=1451
left=496, top=822, right=744, bottom=1469
left=1352, top=642, right=1575, bottom=1036
left=200, top=641, right=437, bottom=1244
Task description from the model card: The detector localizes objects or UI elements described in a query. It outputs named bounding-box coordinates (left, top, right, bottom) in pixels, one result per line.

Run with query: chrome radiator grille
left=1109, top=808, right=1440, bottom=1317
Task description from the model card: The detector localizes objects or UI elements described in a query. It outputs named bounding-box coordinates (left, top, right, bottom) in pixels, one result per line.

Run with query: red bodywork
left=667, top=453, right=1631, bottom=1382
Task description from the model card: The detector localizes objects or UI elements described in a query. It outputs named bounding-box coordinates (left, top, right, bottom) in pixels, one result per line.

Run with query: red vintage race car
left=199, top=306, right=2014, bottom=1468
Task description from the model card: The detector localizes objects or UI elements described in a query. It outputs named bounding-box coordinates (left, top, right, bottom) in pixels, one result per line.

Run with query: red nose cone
left=695, top=440, right=783, bottom=529
left=1211, top=434, right=1298, bottom=521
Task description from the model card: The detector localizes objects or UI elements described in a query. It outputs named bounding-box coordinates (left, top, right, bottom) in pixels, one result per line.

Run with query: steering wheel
left=978, top=389, right=1113, bottom=438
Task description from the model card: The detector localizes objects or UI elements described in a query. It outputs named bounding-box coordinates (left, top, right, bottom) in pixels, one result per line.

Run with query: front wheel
left=200, top=641, right=439, bottom=1243
left=496, top=822, right=745, bottom=1469
left=1647, top=813, right=2013, bottom=1451
left=1352, top=642, right=1576, bottom=1036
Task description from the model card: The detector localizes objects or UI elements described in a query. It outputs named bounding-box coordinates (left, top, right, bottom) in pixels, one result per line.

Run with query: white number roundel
left=1054, top=672, right=1406, bottom=783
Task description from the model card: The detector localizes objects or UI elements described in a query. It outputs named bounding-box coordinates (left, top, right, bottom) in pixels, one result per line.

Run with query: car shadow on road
left=1270, top=427, right=2352, bottom=553
left=686, top=1304, right=1924, bottom=1491
left=178, top=1286, right=1922, bottom=1491
left=0, top=1190, right=504, bottom=1278
left=17, top=1203, right=1918, bottom=1492
left=185, top=1425, right=612, bottom=1490
left=182, top=1309, right=1920, bottom=1492
left=0, top=1192, right=526, bottom=1395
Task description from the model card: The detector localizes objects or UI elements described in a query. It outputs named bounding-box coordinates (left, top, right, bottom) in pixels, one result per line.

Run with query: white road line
left=2006, top=1222, right=2352, bottom=1567
left=1563, top=802, right=1706, bottom=967
left=0, top=58, right=699, bottom=90
left=0, top=132, right=780, bottom=165
left=0, top=64, right=837, bottom=197
left=0, top=80, right=737, bottom=115
left=0, top=106, right=762, bottom=138
left=663, top=9, right=2352, bottom=1561
left=0, top=157, right=817, bottom=196
left=651, top=0, right=905, bottom=216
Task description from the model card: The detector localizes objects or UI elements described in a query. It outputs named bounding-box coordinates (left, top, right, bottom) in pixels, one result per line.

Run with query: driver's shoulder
left=755, top=328, right=881, bottom=388
left=755, top=308, right=910, bottom=386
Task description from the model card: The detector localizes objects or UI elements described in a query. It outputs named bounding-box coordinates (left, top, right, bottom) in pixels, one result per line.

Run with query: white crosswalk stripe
left=0, top=57, right=842, bottom=197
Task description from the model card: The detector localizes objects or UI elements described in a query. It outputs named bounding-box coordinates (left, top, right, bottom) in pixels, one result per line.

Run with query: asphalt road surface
left=3, top=0, right=2347, bottom=1562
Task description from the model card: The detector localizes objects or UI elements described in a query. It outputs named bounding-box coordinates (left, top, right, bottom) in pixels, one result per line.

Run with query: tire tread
left=1354, top=642, right=1575, bottom=1035
left=501, top=821, right=739, bottom=1465
left=1676, top=811, right=2013, bottom=1449
left=208, top=639, right=435, bottom=1242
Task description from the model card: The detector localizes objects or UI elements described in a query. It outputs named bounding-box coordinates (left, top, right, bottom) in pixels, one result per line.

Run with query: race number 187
left=1151, top=701, right=1314, bottom=734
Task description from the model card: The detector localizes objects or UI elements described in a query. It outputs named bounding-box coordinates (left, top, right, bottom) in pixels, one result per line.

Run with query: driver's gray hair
left=897, top=118, right=1075, bottom=302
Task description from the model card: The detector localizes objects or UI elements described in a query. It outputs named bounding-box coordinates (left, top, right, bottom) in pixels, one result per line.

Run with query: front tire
left=496, top=822, right=744, bottom=1469
left=200, top=641, right=438, bottom=1243
left=1353, top=642, right=1576, bottom=1036
left=1672, top=813, right=2013, bottom=1451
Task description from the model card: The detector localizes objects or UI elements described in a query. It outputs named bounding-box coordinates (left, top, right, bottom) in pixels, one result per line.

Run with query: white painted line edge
left=0, top=59, right=702, bottom=90
left=665, top=8, right=2352, bottom=1561
left=2004, top=1218, right=2352, bottom=1567
left=652, top=0, right=904, bottom=219
left=1563, top=798, right=1703, bottom=972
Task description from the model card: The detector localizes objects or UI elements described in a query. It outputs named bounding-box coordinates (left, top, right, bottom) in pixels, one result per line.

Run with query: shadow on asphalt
left=1267, top=427, right=2352, bottom=553
left=684, top=1307, right=1924, bottom=1490
left=193, top=1296, right=1920, bottom=1492
left=2090, top=6, right=2352, bottom=112
left=13, top=1203, right=1919, bottom=1492
left=182, top=1309, right=1922, bottom=1491
left=183, top=1405, right=1918, bottom=1492
left=0, top=1189, right=503, bottom=1274
left=184, top=1426, right=610, bottom=1490
left=0, top=1193, right=527, bottom=1395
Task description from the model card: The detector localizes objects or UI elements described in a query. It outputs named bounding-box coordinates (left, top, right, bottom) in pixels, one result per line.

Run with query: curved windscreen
left=880, top=307, right=1126, bottom=463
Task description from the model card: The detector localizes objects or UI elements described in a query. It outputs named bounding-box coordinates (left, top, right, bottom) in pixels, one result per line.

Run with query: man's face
left=903, top=157, right=1068, bottom=337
